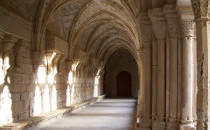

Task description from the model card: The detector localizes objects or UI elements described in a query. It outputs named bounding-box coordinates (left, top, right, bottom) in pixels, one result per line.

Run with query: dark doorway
left=117, top=71, right=131, bottom=97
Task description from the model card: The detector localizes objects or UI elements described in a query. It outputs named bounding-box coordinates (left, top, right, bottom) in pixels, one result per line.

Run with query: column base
left=152, top=119, right=165, bottom=130
left=166, top=118, right=178, bottom=130
left=180, top=122, right=196, bottom=130
left=138, top=116, right=152, bottom=130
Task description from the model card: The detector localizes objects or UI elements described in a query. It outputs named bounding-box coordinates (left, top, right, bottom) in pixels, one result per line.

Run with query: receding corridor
left=28, top=99, right=136, bottom=130
left=1, top=0, right=210, bottom=129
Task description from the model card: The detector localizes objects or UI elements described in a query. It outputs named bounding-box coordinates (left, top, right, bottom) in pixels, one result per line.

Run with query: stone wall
left=0, top=28, right=102, bottom=127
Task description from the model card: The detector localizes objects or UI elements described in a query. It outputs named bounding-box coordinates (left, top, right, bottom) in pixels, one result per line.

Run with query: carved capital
left=180, top=16, right=195, bottom=37
left=191, top=0, right=208, bottom=19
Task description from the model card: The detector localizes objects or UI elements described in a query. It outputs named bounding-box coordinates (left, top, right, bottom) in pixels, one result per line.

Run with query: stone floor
left=27, top=98, right=137, bottom=130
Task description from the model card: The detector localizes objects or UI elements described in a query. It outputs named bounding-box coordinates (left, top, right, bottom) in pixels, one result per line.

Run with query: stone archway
left=117, top=71, right=132, bottom=97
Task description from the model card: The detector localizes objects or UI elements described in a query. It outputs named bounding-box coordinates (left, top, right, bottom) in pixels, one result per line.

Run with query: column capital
left=164, top=5, right=179, bottom=38
left=194, top=17, right=209, bottom=29
left=191, top=0, right=208, bottom=19
left=180, top=15, right=195, bottom=37
left=138, top=13, right=152, bottom=43
left=2, top=35, right=18, bottom=53
left=149, top=8, right=167, bottom=40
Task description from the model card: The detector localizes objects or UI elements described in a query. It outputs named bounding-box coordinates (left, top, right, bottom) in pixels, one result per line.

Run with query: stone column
left=152, top=38, right=157, bottom=121
left=195, top=17, right=210, bottom=130
left=164, top=5, right=179, bottom=129
left=138, top=43, right=152, bottom=129
left=1, top=35, right=19, bottom=121
left=138, top=13, right=152, bottom=129
left=149, top=8, right=167, bottom=130
left=191, top=1, right=210, bottom=128
left=179, top=15, right=196, bottom=130
left=14, top=40, right=29, bottom=70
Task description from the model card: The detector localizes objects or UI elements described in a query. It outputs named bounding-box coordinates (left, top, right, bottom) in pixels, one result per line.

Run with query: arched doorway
left=117, top=71, right=131, bottom=97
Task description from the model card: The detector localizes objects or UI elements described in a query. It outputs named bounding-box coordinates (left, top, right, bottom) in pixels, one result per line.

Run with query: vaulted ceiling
left=43, top=0, right=142, bottom=63
left=1, top=0, right=195, bottom=64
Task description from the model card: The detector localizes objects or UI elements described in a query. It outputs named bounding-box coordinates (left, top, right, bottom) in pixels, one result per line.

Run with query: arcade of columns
left=0, top=0, right=210, bottom=130
left=137, top=1, right=210, bottom=129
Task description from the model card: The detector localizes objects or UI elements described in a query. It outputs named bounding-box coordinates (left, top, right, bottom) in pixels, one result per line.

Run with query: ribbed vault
left=34, top=0, right=142, bottom=68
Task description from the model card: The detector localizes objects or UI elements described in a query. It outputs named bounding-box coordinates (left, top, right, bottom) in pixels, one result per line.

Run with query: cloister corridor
left=1, top=0, right=210, bottom=130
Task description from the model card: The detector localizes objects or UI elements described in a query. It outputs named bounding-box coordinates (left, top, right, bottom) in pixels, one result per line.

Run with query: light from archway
left=51, top=85, right=57, bottom=111
left=0, top=57, right=13, bottom=126
left=33, top=86, right=42, bottom=116
left=68, top=71, right=73, bottom=85
left=0, top=86, right=13, bottom=126
left=47, top=72, right=54, bottom=85
left=37, top=66, right=46, bottom=84
left=66, top=86, right=71, bottom=106
left=71, top=85, right=75, bottom=104
left=43, top=85, right=50, bottom=113
left=94, top=76, right=100, bottom=97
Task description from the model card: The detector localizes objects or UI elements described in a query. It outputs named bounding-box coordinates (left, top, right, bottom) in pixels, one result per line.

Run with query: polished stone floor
left=28, top=98, right=136, bottom=130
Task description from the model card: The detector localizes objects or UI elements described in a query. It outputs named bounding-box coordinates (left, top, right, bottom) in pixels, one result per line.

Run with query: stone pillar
left=164, top=5, right=179, bottom=129
left=138, top=43, right=152, bottom=129
left=152, top=38, right=157, bottom=121
left=179, top=15, right=196, bottom=130
left=14, top=40, right=30, bottom=71
left=191, top=1, right=210, bottom=128
left=149, top=8, right=167, bottom=130
left=195, top=17, right=210, bottom=129
left=138, top=13, right=152, bottom=129
left=1, top=35, right=19, bottom=121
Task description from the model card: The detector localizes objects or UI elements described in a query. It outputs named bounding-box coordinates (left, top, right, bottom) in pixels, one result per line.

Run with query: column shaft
left=180, top=18, right=196, bottom=129
left=181, top=36, right=194, bottom=121
left=152, top=40, right=157, bottom=119
left=195, top=18, right=210, bottom=129
left=169, top=38, right=178, bottom=119
left=138, top=44, right=152, bottom=129
left=157, top=40, right=166, bottom=119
